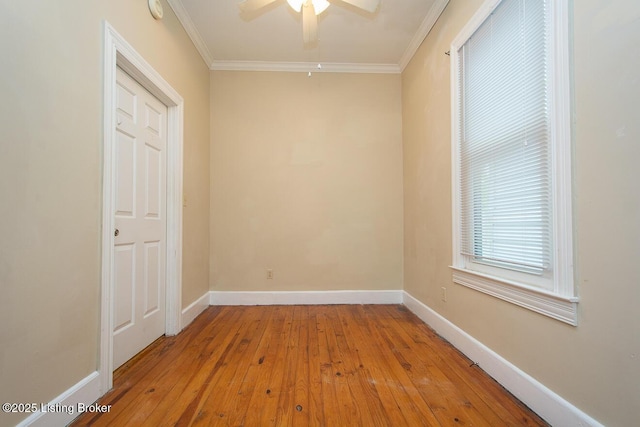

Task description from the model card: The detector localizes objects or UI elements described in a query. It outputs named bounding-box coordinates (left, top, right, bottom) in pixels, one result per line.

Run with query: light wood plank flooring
left=71, top=305, right=547, bottom=426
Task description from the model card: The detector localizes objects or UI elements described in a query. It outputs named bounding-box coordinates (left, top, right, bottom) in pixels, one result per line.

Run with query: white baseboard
left=402, top=291, right=604, bottom=427
left=16, top=371, right=101, bottom=427
left=181, top=291, right=210, bottom=329
left=209, top=290, right=403, bottom=306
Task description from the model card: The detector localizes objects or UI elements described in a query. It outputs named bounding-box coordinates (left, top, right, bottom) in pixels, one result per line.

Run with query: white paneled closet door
left=113, top=66, right=167, bottom=369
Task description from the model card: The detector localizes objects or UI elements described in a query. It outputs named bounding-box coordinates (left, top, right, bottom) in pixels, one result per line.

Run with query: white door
left=113, top=67, right=167, bottom=369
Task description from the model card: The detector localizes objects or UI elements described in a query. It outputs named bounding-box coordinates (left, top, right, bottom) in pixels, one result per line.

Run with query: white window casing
left=450, top=0, right=577, bottom=325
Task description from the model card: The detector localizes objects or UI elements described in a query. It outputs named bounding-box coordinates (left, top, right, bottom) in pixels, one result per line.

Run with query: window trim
left=450, top=0, right=577, bottom=325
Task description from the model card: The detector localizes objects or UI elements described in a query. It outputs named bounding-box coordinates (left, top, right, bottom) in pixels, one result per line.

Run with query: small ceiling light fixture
left=308, top=63, right=322, bottom=77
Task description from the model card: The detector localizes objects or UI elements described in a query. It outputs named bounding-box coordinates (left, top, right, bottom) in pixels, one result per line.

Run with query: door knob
left=114, top=228, right=120, bottom=237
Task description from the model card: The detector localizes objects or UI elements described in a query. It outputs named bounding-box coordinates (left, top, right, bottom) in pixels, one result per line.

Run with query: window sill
left=451, top=267, right=578, bottom=326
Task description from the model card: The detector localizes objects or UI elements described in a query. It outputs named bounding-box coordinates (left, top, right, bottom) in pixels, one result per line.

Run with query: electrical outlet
left=267, top=269, right=274, bottom=280
left=441, top=287, right=447, bottom=302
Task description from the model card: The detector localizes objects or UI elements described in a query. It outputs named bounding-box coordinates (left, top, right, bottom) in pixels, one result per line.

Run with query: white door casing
left=102, top=22, right=184, bottom=393
left=112, top=67, right=167, bottom=369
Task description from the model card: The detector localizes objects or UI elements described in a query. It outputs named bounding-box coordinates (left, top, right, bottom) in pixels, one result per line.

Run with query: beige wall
left=210, top=71, right=403, bottom=292
left=402, top=0, right=640, bottom=425
left=0, top=1, right=210, bottom=425
left=2, top=0, right=638, bottom=425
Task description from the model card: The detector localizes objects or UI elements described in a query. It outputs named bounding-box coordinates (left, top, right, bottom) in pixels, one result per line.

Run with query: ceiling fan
left=238, top=0, right=381, bottom=44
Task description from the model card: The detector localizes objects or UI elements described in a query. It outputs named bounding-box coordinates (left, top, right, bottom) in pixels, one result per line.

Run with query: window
left=450, top=0, right=577, bottom=325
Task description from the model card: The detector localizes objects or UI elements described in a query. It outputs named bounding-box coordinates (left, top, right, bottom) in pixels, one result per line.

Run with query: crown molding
left=166, top=0, right=449, bottom=74
left=211, top=60, right=401, bottom=74
left=398, top=0, right=450, bottom=71
left=165, top=0, right=214, bottom=67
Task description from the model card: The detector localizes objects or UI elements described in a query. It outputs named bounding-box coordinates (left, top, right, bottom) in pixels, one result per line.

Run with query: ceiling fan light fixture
left=241, top=0, right=379, bottom=44
left=288, top=0, right=329, bottom=15
left=311, top=0, right=330, bottom=15
left=286, top=0, right=304, bottom=13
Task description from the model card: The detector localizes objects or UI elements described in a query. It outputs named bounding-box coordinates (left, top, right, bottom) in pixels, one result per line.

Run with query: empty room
left=0, top=0, right=638, bottom=426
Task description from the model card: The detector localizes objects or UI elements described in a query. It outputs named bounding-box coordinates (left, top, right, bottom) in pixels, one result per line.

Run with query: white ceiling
left=167, top=0, right=450, bottom=73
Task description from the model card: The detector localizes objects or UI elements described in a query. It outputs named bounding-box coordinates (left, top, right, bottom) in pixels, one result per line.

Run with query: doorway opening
left=101, top=21, right=184, bottom=393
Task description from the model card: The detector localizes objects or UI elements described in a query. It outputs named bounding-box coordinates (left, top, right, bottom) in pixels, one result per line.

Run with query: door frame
left=100, top=21, right=184, bottom=393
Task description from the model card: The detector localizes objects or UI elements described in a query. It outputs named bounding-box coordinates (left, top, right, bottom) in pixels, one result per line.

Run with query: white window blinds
left=458, top=0, right=551, bottom=276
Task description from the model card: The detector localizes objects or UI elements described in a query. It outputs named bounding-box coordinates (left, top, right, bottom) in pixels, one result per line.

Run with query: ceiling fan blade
left=338, top=0, right=380, bottom=13
left=238, top=0, right=278, bottom=13
left=302, top=2, right=318, bottom=44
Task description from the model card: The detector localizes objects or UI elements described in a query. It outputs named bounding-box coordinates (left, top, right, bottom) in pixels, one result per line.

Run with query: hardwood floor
left=71, top=305, right=548, bottom=426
